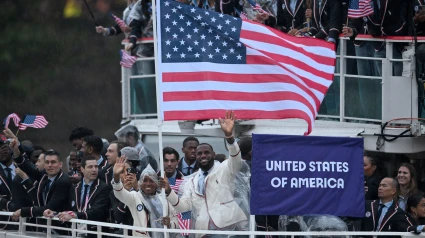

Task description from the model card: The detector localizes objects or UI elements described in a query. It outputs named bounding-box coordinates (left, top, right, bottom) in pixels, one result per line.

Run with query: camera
left=77, top=151, right=84, bottom=160
left=126, top=167, right=136, bottom=175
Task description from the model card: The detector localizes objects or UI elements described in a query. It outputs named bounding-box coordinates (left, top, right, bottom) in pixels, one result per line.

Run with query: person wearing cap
left=159, top=111, right=248, bottom=236
left=112, top=158, right=178, bottom=237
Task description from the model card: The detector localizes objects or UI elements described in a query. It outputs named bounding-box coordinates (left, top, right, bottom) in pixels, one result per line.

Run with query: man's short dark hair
left=238, top=137, right=252, bottom=158
left=110, top=140, right=129, bottom=153
left=32, top=145, right=45, bottom=152
left=81, top=155, right=97, bottom=168
left=163, top=147, right=180, bottom=161
left=198, top=143, right=213, bottom=151
left=44, top=150, right=61, bottom=161
left=83, top=135, right=103, bottom=155
left=69, top=126, right=94, bottom=142
left=183, top=136, right=199, bottom=147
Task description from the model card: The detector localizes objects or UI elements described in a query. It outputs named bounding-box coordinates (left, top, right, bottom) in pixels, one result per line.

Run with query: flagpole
left=82, top=0, right=99, bottom=26
left=152, top=0, right=168, bottom=237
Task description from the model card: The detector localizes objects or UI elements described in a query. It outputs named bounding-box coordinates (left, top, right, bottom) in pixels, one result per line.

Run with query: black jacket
left=177, top=158, right=198, bottom=176
left=414, top=0, right=425, bottom=36
left=266, top=0, right=306, bottom=33
left=70, top=178, right=111, bottom=237
left=98, top=164, right=114, bottom=186
left=110, top=190, right=133, bottom=235
left=365, top=173, right=383, bottom=200
left=0, top=165, right=32, bottom=230
left=349, top=0, right=407, bottom=50
left=307, top=0, right=342, bottom=40
left=14, top=155, right=72, bottom=218
left=362, top=200, right=415, bottom=237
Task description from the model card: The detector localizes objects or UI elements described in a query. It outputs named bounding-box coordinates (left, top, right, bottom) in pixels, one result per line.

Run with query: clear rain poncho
left=279, top=215, right=349, bottom=238
left=177, top=159, right=251, bottom=235
left=115, top=125, right=157, bottom=168
left=139, top=164, right=177, bottom=238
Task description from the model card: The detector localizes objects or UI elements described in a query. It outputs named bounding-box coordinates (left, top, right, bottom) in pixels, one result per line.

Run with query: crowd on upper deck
left=1, top=110, right=425, bottom=238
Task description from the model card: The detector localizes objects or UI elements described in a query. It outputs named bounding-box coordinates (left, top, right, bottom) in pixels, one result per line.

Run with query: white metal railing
left=1, top=211, right=425, bottom=238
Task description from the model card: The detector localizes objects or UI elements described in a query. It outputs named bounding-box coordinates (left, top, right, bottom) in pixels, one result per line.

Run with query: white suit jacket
left=167, top=141, right=248, bottom=234
left=112, top=181, right=178, bottom=237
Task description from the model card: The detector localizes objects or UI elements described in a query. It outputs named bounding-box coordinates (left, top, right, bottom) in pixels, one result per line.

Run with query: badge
left=324, top=10, right=327, bottom=15
left=365, top=211, right=371, bottom=217
left=72, top=201, right=75, bottom=207
left=363, top=17, right=368, bottom=22
left=415, top=6, right=419, bottom=12
left=388, top=225, right=391, bottom=230
left=137, top=204, right=144, bottom=211
left=89, top=204, right=91, bottom=209
left=388, top=11, right=391, bottom=16
left=281, top=3, right=285, bottom=10
left=239, top=0, right=244, bottom=6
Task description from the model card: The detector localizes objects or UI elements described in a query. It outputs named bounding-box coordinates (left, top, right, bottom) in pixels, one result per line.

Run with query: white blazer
left=112, top=181, right=178, bottom=237
left=167, top=141, right=248, bottom=236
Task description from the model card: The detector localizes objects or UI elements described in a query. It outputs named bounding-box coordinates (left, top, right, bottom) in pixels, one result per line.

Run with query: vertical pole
left=72, top=222, right=77, bottom=237
left=152, top=0, right=168, bottom=238
left=249, top=215, right=256, bottom=238
left=339, top=38, right=346, bottom=122
left=97, top=225, right=102, bottom=238
left=46, top=218, right=52, bottom=238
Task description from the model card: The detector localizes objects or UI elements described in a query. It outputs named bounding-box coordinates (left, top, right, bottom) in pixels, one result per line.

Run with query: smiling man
left=9, top=140, right=71, bottom=226
left=159, top=111, right=248, bottom=236
left=45, top=155, right=111, bottom=238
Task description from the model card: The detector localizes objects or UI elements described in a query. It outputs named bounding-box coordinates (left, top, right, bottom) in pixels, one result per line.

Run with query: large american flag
left=18, top=115, right=48, bottom=130
left=3, top=113, right=21, bottom=128
left=168, top=177, right=191, bottom=235
left=348, top=0, right=374, bottom=18
left=157, top=0, right=336, bottom=134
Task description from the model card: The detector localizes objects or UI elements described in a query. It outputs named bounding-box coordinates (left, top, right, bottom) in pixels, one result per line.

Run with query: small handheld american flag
left=348, top=0, right=374, bottom=18
left=3, top=113, right=21, bottom=128
left=120, top=50, right=137, bottom=68
left=168, top=177, right=191, bottom=235
left=18, top=115, right=48, bottom=130
left=110, top=13, right=127, bottom=28
left=177, top=211, right=192, bottom=236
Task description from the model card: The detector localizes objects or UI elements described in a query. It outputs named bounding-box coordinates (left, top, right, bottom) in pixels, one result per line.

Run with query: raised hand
left=113, top=156, right=127, bottom=183
left=3, top=128, right=16, bottom=139
left=219, top=111, right=235, bottom=137
left=9, top=139, right=20, bottom=157
left=114, top=156, right=127, bottom=175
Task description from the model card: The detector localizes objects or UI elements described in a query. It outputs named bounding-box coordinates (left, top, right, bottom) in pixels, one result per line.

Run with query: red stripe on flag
left=162, top=72, right=323, bottom=109
left=163, top=91, right=316, bottom=116
left=245, top=55, right=332, bottom=94
left=240, top=30, right=336, bottom=67
left=164, top=109, right=313, bottom=132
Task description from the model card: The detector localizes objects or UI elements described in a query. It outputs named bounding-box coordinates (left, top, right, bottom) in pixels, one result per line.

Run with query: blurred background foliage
left=0, top=0, right=128, bottom=156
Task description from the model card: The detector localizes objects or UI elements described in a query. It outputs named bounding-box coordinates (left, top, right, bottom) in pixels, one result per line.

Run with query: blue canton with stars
left=160, top=0, right=246, bottom=64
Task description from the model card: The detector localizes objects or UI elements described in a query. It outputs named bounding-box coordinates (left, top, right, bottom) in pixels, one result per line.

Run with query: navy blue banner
left=251, top=134, right=364, bottom=217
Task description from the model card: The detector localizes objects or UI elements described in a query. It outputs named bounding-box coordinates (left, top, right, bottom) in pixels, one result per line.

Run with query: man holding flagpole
left=159, top=111, right=248, bottom=237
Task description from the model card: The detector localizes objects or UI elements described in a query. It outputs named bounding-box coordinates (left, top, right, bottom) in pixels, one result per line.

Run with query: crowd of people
left=1, top=110, right=425, bottom=238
